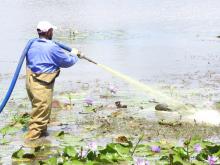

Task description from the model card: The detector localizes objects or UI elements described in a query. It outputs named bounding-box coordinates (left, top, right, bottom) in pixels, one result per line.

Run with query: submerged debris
left=158, top=119, right=182, bottom=126
left=115, top=101, right=127, bottom=108
left=116, top=135, right=129, bottom=143
left=155, top=103, right=172, bottom=111
left=52, top=99, right=62, bottom=109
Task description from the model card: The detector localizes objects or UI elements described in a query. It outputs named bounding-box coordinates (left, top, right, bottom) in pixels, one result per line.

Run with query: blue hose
left=0, top=39, right=72, bottom=113
left=54, top=41, right=72, bottom=52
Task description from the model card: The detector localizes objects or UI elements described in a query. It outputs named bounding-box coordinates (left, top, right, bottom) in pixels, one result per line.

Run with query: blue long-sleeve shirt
left=26, top=38, right=78, bottom=73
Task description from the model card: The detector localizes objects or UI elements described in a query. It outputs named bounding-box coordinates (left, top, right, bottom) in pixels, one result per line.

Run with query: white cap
left=37, top=21, right=57, bottom=33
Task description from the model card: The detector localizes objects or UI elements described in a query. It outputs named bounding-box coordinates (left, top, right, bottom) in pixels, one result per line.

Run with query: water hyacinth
left=77, top=149, right=88, bottom=158
left=84, top=97, right=94, bottom=106
left=134, top=157, right=149, bottom=165
left=208, top=155, right=218, bottom=165
left=151, top=146, right=161, bottom=153
left=87, top=141, right=98, bottom=152
left=194, top=144, right=202, bottom=153
left=108, top=85, right=117, bottom=94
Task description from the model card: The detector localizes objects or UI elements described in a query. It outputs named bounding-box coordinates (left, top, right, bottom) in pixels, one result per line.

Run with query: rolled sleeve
left=51, top=45, right=78, bottom=68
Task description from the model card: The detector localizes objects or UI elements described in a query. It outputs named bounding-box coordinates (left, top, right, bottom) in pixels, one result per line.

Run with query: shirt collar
left=38, top=38, right=51, bottom=43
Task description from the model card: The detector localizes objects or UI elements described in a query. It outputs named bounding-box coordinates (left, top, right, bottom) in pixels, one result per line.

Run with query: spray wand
left=54, top=41, right=98, bottom=65
left=80, top=54, right=97, bottom=65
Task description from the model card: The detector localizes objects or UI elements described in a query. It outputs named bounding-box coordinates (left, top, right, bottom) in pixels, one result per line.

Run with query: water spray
left=79, top=55, right=186, bottom=108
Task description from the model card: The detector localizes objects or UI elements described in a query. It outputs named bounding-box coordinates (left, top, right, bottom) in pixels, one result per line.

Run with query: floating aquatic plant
left=77, top=148, right=88, bottom=159
left=84, top=97, right=94, bottom=106
left=208, top=155, right=218, bottom=165
left=134, top=157, right=149, bottom=165
left=10, top=135, right=220, bottom=165
left=87, top=141, right=98, bottom=152
left=151, top=146, right=161, bottom=153
left=108, top=84, right=117, bottom=94
left=194, top=144, right=202, bottom=153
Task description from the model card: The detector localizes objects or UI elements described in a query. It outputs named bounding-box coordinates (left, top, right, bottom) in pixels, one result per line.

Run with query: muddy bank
left=52, top=106, right=220, bottom=142
left=95, top=116, right=220, bottom=141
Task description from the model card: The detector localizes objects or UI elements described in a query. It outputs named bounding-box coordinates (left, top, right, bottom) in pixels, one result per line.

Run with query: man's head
left=37, top=21, right=57, bottom=40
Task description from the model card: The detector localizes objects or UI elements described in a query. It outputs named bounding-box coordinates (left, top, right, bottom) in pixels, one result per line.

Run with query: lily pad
left=12, top=148, right=35, bottom=159
left=64, top=146, right=77, bottom=157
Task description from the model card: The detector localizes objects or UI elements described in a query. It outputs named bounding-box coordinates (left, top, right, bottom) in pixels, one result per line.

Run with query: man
left=25, top=21, right=80, bottom=140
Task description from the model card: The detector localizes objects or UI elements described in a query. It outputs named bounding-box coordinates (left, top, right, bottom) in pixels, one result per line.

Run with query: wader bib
left=25, top=68, right=59, bottom=140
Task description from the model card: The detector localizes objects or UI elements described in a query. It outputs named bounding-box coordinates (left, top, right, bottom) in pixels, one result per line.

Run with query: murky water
left=1, top=1, right=220, bottom=163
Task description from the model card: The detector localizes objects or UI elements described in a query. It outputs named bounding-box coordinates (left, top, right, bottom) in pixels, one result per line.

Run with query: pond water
left=1, top=0, right=220, bottom=75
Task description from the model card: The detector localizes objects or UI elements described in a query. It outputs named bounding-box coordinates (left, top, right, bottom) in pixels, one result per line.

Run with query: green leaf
left=99, top=144, right=117, bottom=154
left=191, top=159, right=206, bottom=165
left=69, top=160, right=84, bottom=165
left=85, top=160, right=102, bottom=165
left=12, top=148, right=35, bottom=160
left=160, top=155, right=169, bottom=161
left=100, top=143, right=131, bottom=156
left=58, top=134, right=84, bottom=147
left=84, top=106, right=96, bottom=112
left=200, top=140, right=214, bottom=147
left=206, top=145, right=220, bottom=154
left=63, top=161, right=74, bottom=165
left=13, top=113, right=30, bottom=126
left=112, top=143, right=130, bottom=156
left=99, top=153, right=120, bottom=163
left=196, top=152, right=208, bottom=161
left=0, top=125, right=18, bottom=136
left=42, top=157, right=57, bottom=165
left=87, top=151, right=97, bottom=161
left=0, top=138, right=9, bottom=145
left=12, top=148, right=25, bottom=158
left=64, top=146, right=77, bottom=158
left=56, top=131, right=65, bottom=138
left=173, top=147, right=188, bottom=160
left=133, top=144, right=149, bottom=156
left=173, top=155, right=190, bottom=165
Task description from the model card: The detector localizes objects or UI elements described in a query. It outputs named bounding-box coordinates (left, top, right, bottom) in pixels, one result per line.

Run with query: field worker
left=25, top=21, right=80, bottom=140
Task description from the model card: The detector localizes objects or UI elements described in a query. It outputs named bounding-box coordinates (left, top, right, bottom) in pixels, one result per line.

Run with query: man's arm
left=51, top=45, right=78, bottom=68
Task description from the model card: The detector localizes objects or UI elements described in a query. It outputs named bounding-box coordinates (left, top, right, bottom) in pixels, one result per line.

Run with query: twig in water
left=131, top=134, right=144, bottom=156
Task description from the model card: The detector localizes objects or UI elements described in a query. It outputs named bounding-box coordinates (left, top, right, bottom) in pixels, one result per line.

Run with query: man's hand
left=77, top=52, right=85, bottom=59
left=70, top=48, right=79, bottom=55
left=71, top=48, right=84, bottom=59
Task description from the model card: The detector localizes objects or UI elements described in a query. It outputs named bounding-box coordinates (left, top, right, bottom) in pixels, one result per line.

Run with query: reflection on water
left=55, top=29, right=130, bottom=42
